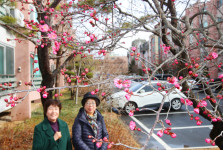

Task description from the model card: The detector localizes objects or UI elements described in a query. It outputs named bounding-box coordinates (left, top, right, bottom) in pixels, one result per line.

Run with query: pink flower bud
left=96, top=142, right=102, bottom=148
left=157, top=83, right=161, bottom=86
left=194, top=108, right=199, bottom=114
left=205, top=138, right=211, bottom=143
left=196, top=120, right=202, bottom=125
left=171, top=133, right=177, bottom=138
left=107, top=144, right=112, bottom=149
left=103, top=137, right=108, bottom=142
left=101, top=92, right=106, bottom=96
left=165, top=119, right=171, bottom=124
left=42, top=94, right=47, bottom=99
left=132, top=47, right=136, bottom=51
left=194, top=116, right=200, bottom=120
left=212, top=118, right=217, bottom=122
left=157, top=130, right=163, bottom=137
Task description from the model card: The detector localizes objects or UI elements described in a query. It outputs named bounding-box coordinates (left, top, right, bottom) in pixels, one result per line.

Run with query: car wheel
left=124, top=102, right=137, bottom=114
left=171, top=99, right=182, bottom=111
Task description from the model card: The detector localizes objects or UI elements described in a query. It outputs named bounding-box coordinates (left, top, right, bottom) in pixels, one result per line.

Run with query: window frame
left=0, top=42, right=15, bottom=75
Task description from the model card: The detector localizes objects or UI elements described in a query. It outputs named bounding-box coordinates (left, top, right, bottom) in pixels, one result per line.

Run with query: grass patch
left=0, top=90, right=140, bottom=150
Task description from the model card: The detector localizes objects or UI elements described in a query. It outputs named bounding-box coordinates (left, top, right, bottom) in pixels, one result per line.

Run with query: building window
left=217, top=17, right=223, bottom=22
left=30, top=54, right=41, bottom=77
left=0, top=45, right=14, bottom=75
left=29, top=4, right=38, bottom=22
left=217, top=0, right=223, bottom=8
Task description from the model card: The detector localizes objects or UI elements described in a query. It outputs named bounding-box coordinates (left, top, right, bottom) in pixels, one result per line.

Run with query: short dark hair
left=43, top=99, right=62, bottom=116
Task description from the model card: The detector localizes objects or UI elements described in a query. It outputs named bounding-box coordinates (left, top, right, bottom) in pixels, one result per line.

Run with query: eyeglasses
left=86, top=102, right=96, bottom=106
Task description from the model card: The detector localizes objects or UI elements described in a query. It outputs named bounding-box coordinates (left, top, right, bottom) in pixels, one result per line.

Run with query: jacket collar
left=78, top=107, right=103, bottom=123
left=42, top=117, right=66, bottom=137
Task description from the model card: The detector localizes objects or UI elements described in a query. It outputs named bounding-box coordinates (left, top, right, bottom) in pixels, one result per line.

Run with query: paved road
left=120, top=91, right=221, bottom=150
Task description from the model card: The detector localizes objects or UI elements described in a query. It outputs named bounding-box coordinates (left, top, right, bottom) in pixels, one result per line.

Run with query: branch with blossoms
left=88, top=135, right=143, bottom=150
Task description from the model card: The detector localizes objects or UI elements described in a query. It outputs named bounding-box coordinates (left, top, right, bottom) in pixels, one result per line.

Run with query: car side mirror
left=139, top=89, right=145, bottom=93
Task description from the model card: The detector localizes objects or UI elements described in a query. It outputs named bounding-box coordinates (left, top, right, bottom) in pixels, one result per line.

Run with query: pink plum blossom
left=48, top=32, right=57, bottom=40
left=168, top=76, right=178, bottom=84
left=123, top=80, right=131, bottom=88
left=201, top=101, right=207, bottom=107
left=39, top=24, right=49, bottom=32
left=180, top=98, right=185, bottom=104
left=26, top=24, right=32, bottom=30
left=129, top=121, right=136, bottom=130
left=186, top=99, right=193, bottom=106
left=91, top=91, right=95, bottom=95
left=174, top=83, right=180, bottom=89
left=124, top=88, right=129, bottom=93
left=129, top=111, right=134, bottom=116
left=114, top=79, right=123, bottom=89
left=212, top=52, right=218, bottom=59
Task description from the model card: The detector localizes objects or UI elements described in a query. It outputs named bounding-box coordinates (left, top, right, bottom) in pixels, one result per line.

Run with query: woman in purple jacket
left=72, top=92, right=109, bottom=150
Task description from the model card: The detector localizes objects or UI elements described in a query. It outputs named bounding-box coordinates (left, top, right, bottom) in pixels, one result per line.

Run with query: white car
left=110, top=81, right=186, bottom=113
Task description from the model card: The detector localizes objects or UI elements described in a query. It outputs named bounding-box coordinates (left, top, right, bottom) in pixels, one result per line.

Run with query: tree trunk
left=37, top=43, right=54, bottom=111
left=71, top=88, right=75, bottom=100
left=55, top=49, right=63, bottom=100
left=210, top=122, right=223, bottom=148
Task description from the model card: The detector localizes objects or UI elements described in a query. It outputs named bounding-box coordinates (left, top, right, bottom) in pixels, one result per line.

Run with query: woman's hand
left=54, top=131, right=62, bottom=141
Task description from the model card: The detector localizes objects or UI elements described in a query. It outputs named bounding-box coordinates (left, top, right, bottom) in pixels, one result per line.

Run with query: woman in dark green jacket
left=32, top=99, right=72, bottom=150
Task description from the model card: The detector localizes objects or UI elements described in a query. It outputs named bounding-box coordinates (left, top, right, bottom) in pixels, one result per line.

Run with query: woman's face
left=46, top=105, right=60, bottom=123
left=84, top=99, right=97, bottom=116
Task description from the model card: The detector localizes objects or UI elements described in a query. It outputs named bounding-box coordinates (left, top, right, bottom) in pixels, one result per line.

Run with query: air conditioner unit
left=10, top=8, right=24, bottom=27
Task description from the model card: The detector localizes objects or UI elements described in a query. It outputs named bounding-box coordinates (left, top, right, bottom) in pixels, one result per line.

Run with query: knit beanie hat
left=82, top=92, right=100, bottom=107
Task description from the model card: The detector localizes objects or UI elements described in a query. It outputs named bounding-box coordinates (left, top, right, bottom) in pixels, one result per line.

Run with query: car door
left=134, top=83, right=164, bottom=108
left=149, top=83, right=166, bottom=107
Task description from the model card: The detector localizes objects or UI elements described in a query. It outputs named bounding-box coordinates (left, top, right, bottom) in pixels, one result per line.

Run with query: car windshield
left=129, top=83, right=143, bottom=92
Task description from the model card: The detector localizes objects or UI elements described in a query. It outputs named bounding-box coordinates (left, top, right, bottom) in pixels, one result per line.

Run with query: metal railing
left=0, top=74, right=17, bottom=95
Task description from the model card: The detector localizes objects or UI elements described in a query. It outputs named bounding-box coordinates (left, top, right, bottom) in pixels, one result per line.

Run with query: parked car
left=153, top=74, right=173, bottom=80
left=187, top=79, right=200, bottom=90
left=109, top=81, right=186, bottom=114
left=210, top=78, right=222, bottom=92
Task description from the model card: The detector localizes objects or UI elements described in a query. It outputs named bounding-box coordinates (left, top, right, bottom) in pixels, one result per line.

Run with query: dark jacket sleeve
left=72, top=118, right=91, bottom=150
left=100, top=118, right=109, bottom=150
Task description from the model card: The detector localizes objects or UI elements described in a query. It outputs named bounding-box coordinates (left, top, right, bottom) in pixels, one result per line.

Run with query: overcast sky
left=111, top=0, right=208, bottom=56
